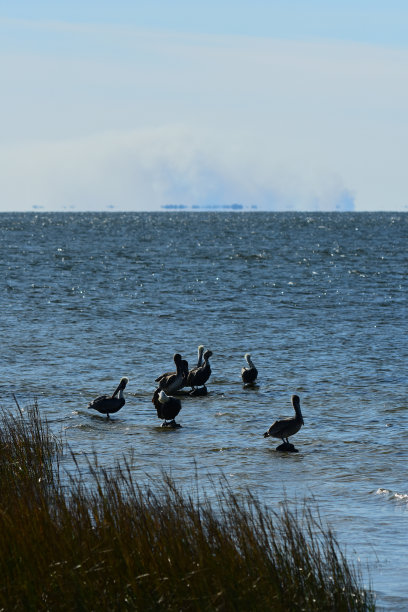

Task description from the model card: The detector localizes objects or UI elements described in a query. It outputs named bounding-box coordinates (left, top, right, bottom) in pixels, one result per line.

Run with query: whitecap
left=375, top=488, right=408, bottom=505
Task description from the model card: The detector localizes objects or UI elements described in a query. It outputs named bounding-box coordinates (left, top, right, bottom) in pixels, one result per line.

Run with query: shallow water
left=1, top=211, right=407, bottom=608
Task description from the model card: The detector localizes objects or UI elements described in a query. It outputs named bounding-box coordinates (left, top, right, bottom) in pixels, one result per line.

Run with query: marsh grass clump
left=0, top=401, right=374, bottom=611
left=0, top=397, right=61, bottom=498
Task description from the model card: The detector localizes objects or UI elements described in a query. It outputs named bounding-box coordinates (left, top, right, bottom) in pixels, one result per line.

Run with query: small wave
left=375, top=488, right=408, bottom=505
left=233, top=252, right=267, bottom=261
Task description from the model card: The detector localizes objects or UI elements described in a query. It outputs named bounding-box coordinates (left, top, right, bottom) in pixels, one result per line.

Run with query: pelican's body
left=152, top=389, right=182, bottom=427
left=241, top=353, right=258, bottom=384
left=263, top=395, right=304, bottom=445
left=186, top=349, right=212, bottom=391
left=88, top=377, right=129, bottom=419
left=156, top=353, right=187, bottom=395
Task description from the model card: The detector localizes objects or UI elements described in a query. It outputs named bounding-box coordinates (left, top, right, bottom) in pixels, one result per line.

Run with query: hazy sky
left=1, top=1, right=407, bottom=211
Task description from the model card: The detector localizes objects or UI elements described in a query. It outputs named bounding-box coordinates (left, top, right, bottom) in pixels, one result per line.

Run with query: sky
left=0, top=1, right=407, bottom=212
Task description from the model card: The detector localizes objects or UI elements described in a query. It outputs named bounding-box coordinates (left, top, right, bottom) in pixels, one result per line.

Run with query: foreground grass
left=0, top=401, right=374, bottom=611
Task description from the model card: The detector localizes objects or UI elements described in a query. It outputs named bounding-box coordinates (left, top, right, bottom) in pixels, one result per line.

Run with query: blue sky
left=1, top=1, right=407, bottom=211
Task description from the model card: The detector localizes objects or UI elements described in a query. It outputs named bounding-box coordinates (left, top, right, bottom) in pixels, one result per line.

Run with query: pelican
left=263, top=395, right=304, bottom=447
left=87, top=377, right=129, bottom=419
left=186, top=349, right=212, bottom=393
left=156, top=358, right=189, bottom=390
left=241, top=353, right=258, bottom=384
left=156, top=353, right=187, bottom=395
left=152, top=388, right=182, bottom=427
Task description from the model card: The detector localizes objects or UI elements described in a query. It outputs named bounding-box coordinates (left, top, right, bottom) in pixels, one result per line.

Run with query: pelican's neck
left=246, top=355, right=254, bottom=368
left=197, top=346, right=204, bottom=367
left=293, top=400, right=303, bottom=422
left=117, top=388, right=125, bottom=399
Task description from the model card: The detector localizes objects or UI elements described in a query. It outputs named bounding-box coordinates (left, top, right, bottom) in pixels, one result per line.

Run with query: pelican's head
left=173, top=353, right=182, bottom=364
left=119, top=377, right=129, bottom=389
left=112, top=377, right=129, bottom=398
left=292, top=394, right=300, bottom=407
left=204, top=350, right=213, bottom=360
left=245, top=353, right=251, bottom=362
left=159, top=390, right=169, bottom=404
left=198, top=345, right=204, bottom=353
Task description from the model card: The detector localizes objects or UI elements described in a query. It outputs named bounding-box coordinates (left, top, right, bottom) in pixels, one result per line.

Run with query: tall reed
left=0, top=401, right=374, bottom=611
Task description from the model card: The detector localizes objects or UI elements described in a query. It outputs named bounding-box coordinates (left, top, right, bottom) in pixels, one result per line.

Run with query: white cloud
left=0, top=23, right=407, bottom=211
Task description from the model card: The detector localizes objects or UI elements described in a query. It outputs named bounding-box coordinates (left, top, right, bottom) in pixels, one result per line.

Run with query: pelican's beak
left=263, top=431, right=270, bottom=438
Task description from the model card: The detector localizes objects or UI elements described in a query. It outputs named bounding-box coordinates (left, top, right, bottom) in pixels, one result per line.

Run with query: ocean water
left=1, top=211, right=407, bottom=609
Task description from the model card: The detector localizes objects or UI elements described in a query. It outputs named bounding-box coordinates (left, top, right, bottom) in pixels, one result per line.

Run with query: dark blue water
left=1, top=212, right=407, bottom=609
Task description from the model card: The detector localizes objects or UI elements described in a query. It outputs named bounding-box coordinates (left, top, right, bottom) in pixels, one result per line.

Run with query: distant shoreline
left=1, top=209, right=406, bottom=214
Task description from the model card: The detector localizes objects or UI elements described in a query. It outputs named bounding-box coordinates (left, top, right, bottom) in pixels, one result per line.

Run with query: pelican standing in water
left=241, top=353, right=258, bottom=384
left=186, top=349, right=212, bottom=394
left=156, top=353, right=187, bottom=395
left=263, top=395, right=304, bottom=450
left=87, top=377, right=129, bottom=419
left=152, top=388, right=182, bottom=427
left=156, top=358, right=189, bottom=391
